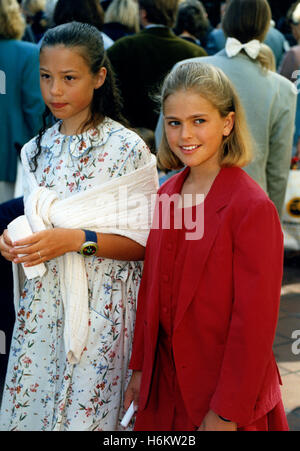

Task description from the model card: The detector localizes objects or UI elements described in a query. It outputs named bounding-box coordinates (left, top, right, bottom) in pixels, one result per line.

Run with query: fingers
left=0, top=231, right=14, bottom=262
left=124, top=388, right=134, bottom=411
left=12, top=248, right=46, bottom=267
left=9, top=231, right=47, bottom=266
left=3, top=229, right=13, bottom=246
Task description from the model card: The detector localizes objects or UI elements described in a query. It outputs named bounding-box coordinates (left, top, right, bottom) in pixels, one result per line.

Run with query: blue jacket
left=0, top=39, right=44, bottom=183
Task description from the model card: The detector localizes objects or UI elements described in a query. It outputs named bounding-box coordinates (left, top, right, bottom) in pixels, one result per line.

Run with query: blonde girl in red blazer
left=124, top=61, right=289, bottom=431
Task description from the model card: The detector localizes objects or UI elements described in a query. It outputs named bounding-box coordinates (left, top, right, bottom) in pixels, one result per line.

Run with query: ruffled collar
left=39, top=116, right=123, bottom=160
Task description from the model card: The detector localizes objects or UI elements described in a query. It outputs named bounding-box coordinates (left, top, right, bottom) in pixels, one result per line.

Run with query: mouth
left=180, top=145, right=201, bottom=154
left=51, top=103, right=68, bottom=109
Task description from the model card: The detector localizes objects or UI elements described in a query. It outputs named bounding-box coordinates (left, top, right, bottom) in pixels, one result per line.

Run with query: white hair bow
left=225, top=37, right=261, bottom=59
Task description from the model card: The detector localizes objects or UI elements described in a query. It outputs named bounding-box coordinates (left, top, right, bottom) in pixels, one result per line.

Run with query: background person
left=0, top=0, right=44, bottom=203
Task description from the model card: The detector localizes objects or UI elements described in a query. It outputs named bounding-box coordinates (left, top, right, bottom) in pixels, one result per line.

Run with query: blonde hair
left=0, top=0, right=25, bottom=39
left=259, top=43, right=276, bottom=72
left=105, top=0, right=140, bottom=33
left=157, top=61, right=253, bottom=171
left=21, top=0, right=46, bottom=16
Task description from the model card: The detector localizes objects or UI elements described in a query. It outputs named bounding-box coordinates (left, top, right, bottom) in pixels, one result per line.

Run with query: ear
left=139, top=8, right=148, bottom=26
left=94, top=66, right=107, bottom=90
left=223, top=112, right=235, bottom=137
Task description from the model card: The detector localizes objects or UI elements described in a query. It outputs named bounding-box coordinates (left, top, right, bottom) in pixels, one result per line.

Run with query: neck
left=59, top=112, right=101, bottom=136
left=185, top=162, right=221, bottom=198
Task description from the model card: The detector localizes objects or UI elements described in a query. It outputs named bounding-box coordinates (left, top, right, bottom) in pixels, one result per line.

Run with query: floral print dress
left=0, top=117, right=153, bottom=431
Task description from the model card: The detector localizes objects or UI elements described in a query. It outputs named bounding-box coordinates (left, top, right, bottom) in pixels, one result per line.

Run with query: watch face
left=81, top=243, right=98, bottom=256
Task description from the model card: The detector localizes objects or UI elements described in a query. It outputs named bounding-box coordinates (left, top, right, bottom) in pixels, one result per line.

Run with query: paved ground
left=275, top=251, right=300, bottom=431
left=0, top=252, right=299, bottom=430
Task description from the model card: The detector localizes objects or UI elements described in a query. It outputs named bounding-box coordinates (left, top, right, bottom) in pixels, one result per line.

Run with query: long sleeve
left=266, top=79, right=297, bottom=216
left=21, top=45, right=44, bottom=138
left=209, top=198, right=283, bottom=425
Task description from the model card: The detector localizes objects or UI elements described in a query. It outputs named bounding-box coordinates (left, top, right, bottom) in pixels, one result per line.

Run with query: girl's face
left=163, top=89, right=234, bottom=171
left=39, top=45, right=106, bottom=134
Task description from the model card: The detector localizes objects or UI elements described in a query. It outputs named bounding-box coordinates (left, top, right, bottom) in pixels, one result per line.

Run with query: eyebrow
left=39, top=68, right=79, bottom=74
left=164, top=113, right=209, bottom=119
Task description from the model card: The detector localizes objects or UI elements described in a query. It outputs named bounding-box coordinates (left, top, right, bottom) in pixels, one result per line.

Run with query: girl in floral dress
left=0, top=22, right=157, bottom=431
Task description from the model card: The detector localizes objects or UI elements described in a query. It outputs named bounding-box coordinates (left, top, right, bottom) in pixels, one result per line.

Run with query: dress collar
left=40, top=116, right=123, bottom=159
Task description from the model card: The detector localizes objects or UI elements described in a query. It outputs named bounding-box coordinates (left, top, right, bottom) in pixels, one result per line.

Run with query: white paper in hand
left=121, top=401, right=137, bottom=428
left=7, top=215, right=46, bottom=279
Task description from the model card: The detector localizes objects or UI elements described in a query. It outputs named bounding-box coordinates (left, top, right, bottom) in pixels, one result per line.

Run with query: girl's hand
left=0, top=229, right=15, bottom=262
left=198, top=409, right=237, bottom=431
left=124, top=370, right=142, bottom=411
left=9, top=228, right=84, bottom=267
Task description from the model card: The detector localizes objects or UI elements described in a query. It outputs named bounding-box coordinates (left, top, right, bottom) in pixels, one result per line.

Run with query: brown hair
left=157, top=61, right=253, bottom=171
left=138, top=0, right=180, bottom=28
left=222, top=0, right=272, bottom=70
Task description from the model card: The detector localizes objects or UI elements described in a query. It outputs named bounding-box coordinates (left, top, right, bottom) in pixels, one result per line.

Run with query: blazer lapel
left=173, top=167, right=232, bottom=331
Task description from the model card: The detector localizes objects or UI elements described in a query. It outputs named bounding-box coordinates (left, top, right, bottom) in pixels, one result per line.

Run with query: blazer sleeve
left=209, top=198, right=283, bottom=426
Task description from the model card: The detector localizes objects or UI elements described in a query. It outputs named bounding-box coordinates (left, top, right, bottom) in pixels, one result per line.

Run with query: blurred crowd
left=0, top=0, right=299, bottom=204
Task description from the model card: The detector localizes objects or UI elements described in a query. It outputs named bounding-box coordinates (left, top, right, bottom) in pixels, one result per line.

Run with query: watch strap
left=79, top=230, right=98, bottom=257
left=83, top=230, right=97, bottom=244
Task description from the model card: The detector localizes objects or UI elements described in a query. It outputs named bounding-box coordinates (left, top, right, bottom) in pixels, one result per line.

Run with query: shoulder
left=107, top=33, right=139, bottom=54
left=0, top=39, right=39, bottom=59
left=281, top=45, right=300, bottom=63
left=265, top=26, right=286, bottom=43
left=267, top=70, right=297, bottom=99
left=100, top=118, right=153, bottom=170
left=102, top=118, right=147, bottom=146
left=173, top=51, right=228, bottom=72
left=14, top=39, right=39, bottom=56
left=20, top=135, right=38, bottom=163
left=223, top=167, right=279, bottom=220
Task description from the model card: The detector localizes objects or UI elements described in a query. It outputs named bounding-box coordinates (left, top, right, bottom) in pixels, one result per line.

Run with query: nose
left=49, top=78, right=63, bottom=96
left=180, top=122, right=193, bottom=140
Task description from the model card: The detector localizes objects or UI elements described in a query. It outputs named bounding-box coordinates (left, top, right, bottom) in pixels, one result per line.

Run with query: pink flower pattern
left=0, top=117, right=153, bottom=431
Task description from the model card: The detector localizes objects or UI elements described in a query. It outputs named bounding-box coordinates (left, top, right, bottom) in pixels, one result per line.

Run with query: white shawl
left=13, top=152, right=158, bottom=364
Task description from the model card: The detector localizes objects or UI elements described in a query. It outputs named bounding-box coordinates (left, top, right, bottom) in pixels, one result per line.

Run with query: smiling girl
left=0, top=22, right=158, bottom=431
left=124, top=61, right=289, bottom=431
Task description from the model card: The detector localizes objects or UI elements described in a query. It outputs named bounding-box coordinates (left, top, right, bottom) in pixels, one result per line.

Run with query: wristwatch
left=79, top=230, right=98, bottom=257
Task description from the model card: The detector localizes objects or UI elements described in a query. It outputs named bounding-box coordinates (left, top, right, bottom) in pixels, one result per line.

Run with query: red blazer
left=130, top=166, right=284, bottom=427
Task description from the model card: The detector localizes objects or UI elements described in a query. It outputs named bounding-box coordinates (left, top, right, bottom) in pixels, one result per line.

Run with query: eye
left=40, top=73, right=50, bottom=79
left=167, top=120, right=180, bottom=127
left=65, top=75, right=75, bottom=81
left=195, top=118, right=205, bottom=124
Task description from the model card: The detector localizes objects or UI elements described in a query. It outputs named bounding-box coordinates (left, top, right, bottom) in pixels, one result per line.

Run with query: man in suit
left=107, top=0, right=207, bottom=131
